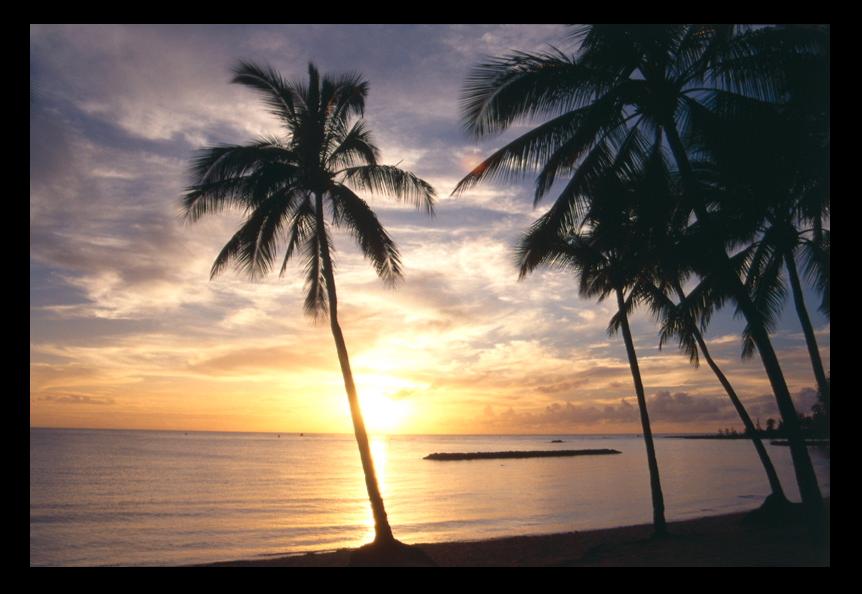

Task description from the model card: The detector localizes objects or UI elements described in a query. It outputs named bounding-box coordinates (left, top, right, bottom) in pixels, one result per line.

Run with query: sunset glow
left=30, top=24, right=830, bottom=436
left=355, top=391, right=413, bottom=434
left=30, top=24, right=830, bottom=569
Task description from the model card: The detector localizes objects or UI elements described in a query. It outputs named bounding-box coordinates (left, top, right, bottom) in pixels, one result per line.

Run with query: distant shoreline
left=199, top=501, right=829, bottom=567
left=668, top=434, right=830, bottom=443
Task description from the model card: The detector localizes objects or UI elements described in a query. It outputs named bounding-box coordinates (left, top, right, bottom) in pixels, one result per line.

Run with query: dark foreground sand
left=202, top=503, right=829, bottom=567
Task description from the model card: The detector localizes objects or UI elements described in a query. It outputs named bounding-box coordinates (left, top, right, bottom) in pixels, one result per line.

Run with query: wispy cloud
left=30, top=24, right=830, bottom=433
left=39, top=394, right=116, bottom=406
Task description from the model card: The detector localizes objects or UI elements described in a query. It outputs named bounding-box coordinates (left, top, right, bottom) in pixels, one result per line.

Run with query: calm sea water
left=30, top=428, right=830, bottom=566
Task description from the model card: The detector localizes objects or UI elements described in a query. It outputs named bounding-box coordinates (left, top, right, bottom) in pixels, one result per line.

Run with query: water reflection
left=358, top=436, right=389, bottom=544
left=30, top=430, right=830, bottom=566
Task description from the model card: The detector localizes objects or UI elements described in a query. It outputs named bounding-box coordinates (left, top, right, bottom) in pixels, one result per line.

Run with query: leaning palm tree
left=688, top=78, right=830, bottom=425
left=182, top=61, right=436, bottom=557
left=519, top=186, right=669, bottom=537
left=455, top=24, right=826, bottom=513
left=617, top=149, right=790, bottom=507
left=646, top=281, right=789, bottom=505
left=744, top=214, right=830, bottom=418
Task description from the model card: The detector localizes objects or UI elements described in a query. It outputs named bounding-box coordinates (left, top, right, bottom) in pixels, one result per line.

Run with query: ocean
left=29, top=428, right=830, bottom=566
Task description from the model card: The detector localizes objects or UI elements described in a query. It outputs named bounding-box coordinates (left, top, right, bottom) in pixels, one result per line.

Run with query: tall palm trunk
left=315, top=193, right=395, bottom=544
left=784, top=252, right=830, bottom=426
left=616, top=287, right=667, bottom=536
left=672, top=283, right=786, bottom=500
left=664, top=124, right=823, bottom=512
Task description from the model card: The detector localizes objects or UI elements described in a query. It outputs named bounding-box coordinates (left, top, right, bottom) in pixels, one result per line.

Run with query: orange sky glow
left=30, top=25, right=829, bottom=436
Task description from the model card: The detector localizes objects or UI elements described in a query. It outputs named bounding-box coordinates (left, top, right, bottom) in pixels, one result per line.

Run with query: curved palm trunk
left=673, top=283, right=786, bottom=500
left=615, top=288, right=668, bottom=536
left=315, top=193, right=395, bottom=544
left=664, top=124, right=823, bottom=512
left=784, top=252, right=830, bottom=428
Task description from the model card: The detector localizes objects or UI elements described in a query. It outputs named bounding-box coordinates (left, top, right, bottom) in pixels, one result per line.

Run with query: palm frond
left=800, top=231, right=830, bottom=319
left=531, top=109, right=642, bottom=204
left=636, top=280, right=702, bottom=366
left=454, top=82, right=641, bottom=198
left=515, top=201, right=580, bottom=279
left=327, top=120, right=379, bottom=169
left=706, top=25, right=827, bottom=103
left=740, top=242, right=786, bottom=359
left=188, top=139, right=295, bottom=185
left=322, top=71, right=368, bottom=122
left=280, top=194, right=315, bottom=276
left=302, top=225, right=329, bottom=320
left=329, top=184, right=403, bottom=285
left=182, top=176, right=259, bottom=222
left=341, top=165, right=436, bottom=213
left=232, top=61, right=302, bottom=125
left=461, top=47, right=621, bottom=138
left=209, top=187, right=299, bottom=280
left=183, top=159, right=300, bottom=222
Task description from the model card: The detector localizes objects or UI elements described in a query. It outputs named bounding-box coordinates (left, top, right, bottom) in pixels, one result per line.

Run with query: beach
left=202, top=504, right=829, bottom=567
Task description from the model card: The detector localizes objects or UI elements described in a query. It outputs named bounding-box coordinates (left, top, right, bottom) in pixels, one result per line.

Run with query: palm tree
left=744, top=214, right=830, bottom=422
left=644, top=278, right=789, bottom=505
left=519, top=179, right=668, bottom=537
left=688, top=68, right=830, bottom=427
left=182, top=61, right=436, bottom=553
left=616, top=152, right=790, bottom=506
left=455, top=24, right=826, bottom=513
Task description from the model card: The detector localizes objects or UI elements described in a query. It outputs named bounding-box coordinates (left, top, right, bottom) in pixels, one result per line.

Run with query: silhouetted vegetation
left=183, top=61, right=435, bottom=557
left=704, top=387, right=830, bottom=440
left=455, top=25, right=829, bottom=523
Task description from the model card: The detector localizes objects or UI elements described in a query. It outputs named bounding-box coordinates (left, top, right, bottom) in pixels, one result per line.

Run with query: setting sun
left=356, top=391, right=412, bottom=434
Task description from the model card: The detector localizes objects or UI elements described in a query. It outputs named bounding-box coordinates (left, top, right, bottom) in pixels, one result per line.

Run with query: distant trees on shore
left=717, top=387, right=829, bottom=439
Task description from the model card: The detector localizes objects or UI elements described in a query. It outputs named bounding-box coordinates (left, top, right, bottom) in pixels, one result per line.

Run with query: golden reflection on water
left=359, top=436, right=388, bottom=544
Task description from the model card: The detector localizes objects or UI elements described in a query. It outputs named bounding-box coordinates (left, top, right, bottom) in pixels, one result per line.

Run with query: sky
left=29, top=24, right=830, bottom=435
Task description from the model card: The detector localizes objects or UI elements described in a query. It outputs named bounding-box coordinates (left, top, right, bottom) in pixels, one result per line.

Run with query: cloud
left=29, top=25, right=831, bottom=433
left=482, top=397, right=639, bottom=429
left=477, top=384, right=823, bottom=433
left=38, top=393, right=115, bottom=406
left=647, top=391, right=727, bottom=422
left=188, top=344, right=331, bottom=376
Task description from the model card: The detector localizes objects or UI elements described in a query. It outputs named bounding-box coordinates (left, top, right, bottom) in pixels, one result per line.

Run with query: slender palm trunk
left=315, top=193, right=395, bottom=544
left=615, top=288, right=667, bottom=536
left=784, top=252, right=830, bottom=426
left=672, top=283, right=786, bottom=499
left=664, top=124, right=823, bottom=512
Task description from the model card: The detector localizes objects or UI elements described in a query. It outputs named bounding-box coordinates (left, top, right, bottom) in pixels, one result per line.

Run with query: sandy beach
left=201, top=503, right=829, bottom=567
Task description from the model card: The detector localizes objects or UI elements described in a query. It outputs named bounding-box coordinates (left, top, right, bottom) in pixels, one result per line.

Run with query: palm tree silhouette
left=688, top=63, right=830, bottom=428
left=616, top=152, right=790, bottom=507
left=455, top=24, right=826, bottom=513
left=183, top=61, right=436, bottom=554
left=518, top=176, right=668, bottom=537
left=644, top=276, right=789, bottom=505
left=744, top=213, right=830, bottom=420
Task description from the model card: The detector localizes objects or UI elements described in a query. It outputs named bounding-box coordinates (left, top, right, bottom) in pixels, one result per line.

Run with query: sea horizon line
left=29, top=425, right=710, bottom=438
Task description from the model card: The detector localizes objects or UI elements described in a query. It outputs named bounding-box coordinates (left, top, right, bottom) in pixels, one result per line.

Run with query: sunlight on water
left=371, top=436, right=388, bottom=489
left=30, top=429, right=830, bottom=566
left=358, top=436, right=389, bottom=545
